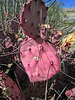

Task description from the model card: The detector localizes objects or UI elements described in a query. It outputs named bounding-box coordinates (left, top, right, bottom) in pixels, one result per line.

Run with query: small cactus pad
left=10, top=18, right=20, bottom=34
left=0, top=70, right=23, bottom=100
left=20, top=37, right=60, bottom=82
left=20, top=0, right=47, bottom=38
left=65, top=88, right=75, bottom=100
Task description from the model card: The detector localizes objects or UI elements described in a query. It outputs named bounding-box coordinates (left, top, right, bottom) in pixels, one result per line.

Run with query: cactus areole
left=20, top=37, right=60, bottom=82
left=20, top=0, right=47, bottom=38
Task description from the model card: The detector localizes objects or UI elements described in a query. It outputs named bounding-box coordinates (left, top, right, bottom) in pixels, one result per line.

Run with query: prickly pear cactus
left=10, top=18, right=20, bottom=34
left=0, top=70, right=24, bottom=100
left=0, top=0, right=75, bottom=99
left=20, top=37, right=60, bottom=82
left=20, top=0, right=61, bottom=83
left=20, top=0, right=47, bottom=38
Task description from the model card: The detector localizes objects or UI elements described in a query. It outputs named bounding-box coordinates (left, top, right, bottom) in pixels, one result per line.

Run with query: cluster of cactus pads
left=20, top=1, right=75, bottom=99
left=0, top=0, right=75, bottom=100
left=20, top=0, right=60, bottom=82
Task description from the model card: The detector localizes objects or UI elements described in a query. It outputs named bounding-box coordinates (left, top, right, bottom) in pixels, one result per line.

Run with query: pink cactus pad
left=0, top=70, right=24, bottom=100
left=66, top=88, right=75, bottom=100
left=20, top=37, right=60, bottom=82
left=20, top=0, right=47, bottom=38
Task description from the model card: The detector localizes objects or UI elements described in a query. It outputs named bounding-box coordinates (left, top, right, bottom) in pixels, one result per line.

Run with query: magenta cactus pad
left=0, top=70, right=24, bottom=100
left=20, top=37, right=60, bottom=82
left=20, top=0, right=47, bottom=38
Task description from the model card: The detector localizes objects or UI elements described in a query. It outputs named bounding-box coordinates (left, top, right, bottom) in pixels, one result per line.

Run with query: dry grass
left=66, top=11, right=75, bottom=15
